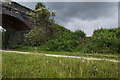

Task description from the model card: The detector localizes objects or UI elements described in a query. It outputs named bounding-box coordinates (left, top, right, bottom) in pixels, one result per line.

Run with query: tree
left=35, top=2, right=45, bottom=10
left=24, top=27, right=48, bottom=46
left=74, top=30, right=86, bottom=38
left=35, top=2, right=56, bottom=23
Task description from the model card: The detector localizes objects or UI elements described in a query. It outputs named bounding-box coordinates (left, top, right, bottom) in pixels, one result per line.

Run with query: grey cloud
left=19, top=2, right=117, bottom=22
left=118, top=2, right=120, bottom=27
left=18, top=2, right=118, bottom=36
left=44, top=2, right=117, bottom=22
left=45, top=2, right=118, bottom=36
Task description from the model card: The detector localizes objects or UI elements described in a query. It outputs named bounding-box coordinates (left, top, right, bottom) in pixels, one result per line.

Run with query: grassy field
left=11, top=47, right=118, bottom=60
left=2, top=52, right=118, bottom=78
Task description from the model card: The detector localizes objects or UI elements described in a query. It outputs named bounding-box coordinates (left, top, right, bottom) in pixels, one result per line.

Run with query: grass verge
left=2, top=52, right=118, bottom=78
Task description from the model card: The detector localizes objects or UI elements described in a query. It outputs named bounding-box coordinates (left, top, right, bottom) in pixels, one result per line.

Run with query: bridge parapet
left=1, top=1, right=36, bottom=15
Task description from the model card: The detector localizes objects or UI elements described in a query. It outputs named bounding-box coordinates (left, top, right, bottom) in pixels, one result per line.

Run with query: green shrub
left=24, top=27, right=48, bottom=46
left=45, top=38, right=77, bottom=51
left=41, top=24, right=86, bottom=51
left=79, top=28, right=119, bottom=54
left=74, top=30, right=86, bottom=38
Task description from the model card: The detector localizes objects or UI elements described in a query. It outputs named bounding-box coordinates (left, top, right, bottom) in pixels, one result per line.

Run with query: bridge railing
left=2, top=4, right=35, bottom=16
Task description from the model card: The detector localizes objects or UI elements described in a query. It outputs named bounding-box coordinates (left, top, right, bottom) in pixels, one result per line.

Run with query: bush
left=23, top=23, right=86, bottom=51
left=45, top=38, right=77, bottom=51
left=74, top=30, right=86, bottom=38
left=24, top=27, right=48, bottom=46
left=79, top=28, right=119, bottom=54
left=41, top=24, right=86, bottom=51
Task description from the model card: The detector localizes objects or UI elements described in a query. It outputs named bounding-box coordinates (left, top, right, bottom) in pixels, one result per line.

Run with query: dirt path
left=0, top=50, right=119, bottom=63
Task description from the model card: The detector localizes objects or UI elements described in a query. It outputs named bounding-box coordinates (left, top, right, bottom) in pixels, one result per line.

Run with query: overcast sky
left=2, top=1, right=118, bottom=36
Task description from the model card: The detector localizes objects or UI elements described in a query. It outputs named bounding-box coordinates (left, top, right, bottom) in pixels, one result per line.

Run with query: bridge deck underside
left=2, top=14, right=31, bottom=31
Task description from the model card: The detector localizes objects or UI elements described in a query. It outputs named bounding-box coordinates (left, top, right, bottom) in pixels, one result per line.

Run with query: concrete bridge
left=0, top=1, right=51, bottom=47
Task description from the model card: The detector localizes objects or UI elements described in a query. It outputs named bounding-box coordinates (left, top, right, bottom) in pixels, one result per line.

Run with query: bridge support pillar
left=7, top=30, right=28, bottom=48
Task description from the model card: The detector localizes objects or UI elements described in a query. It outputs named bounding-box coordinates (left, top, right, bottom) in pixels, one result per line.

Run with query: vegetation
left=24, top=24, right=86, bottom=51
left=1, top=2, right=119, bottom=78
left=79, top=28, right=120, bottom=54
left=2, top=2, right=119, bottom=54
left=23, top=26, right=119, bottom=53
left=34, top=2, right=56, bottom=25
left=2, top=52, right=118, bottom=78
left=24, top=27, right=48, bottom=46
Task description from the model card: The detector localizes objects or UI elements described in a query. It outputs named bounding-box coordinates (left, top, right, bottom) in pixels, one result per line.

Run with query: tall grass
left=2, top=52, right=118, bottom=78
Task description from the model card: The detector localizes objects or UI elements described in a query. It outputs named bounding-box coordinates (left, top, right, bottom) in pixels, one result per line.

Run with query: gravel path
left=0, top=50, right=119, bottom=63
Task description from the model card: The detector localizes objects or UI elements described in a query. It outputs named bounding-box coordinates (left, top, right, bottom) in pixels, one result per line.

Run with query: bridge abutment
left=6, top=30, right=28, bottom=48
